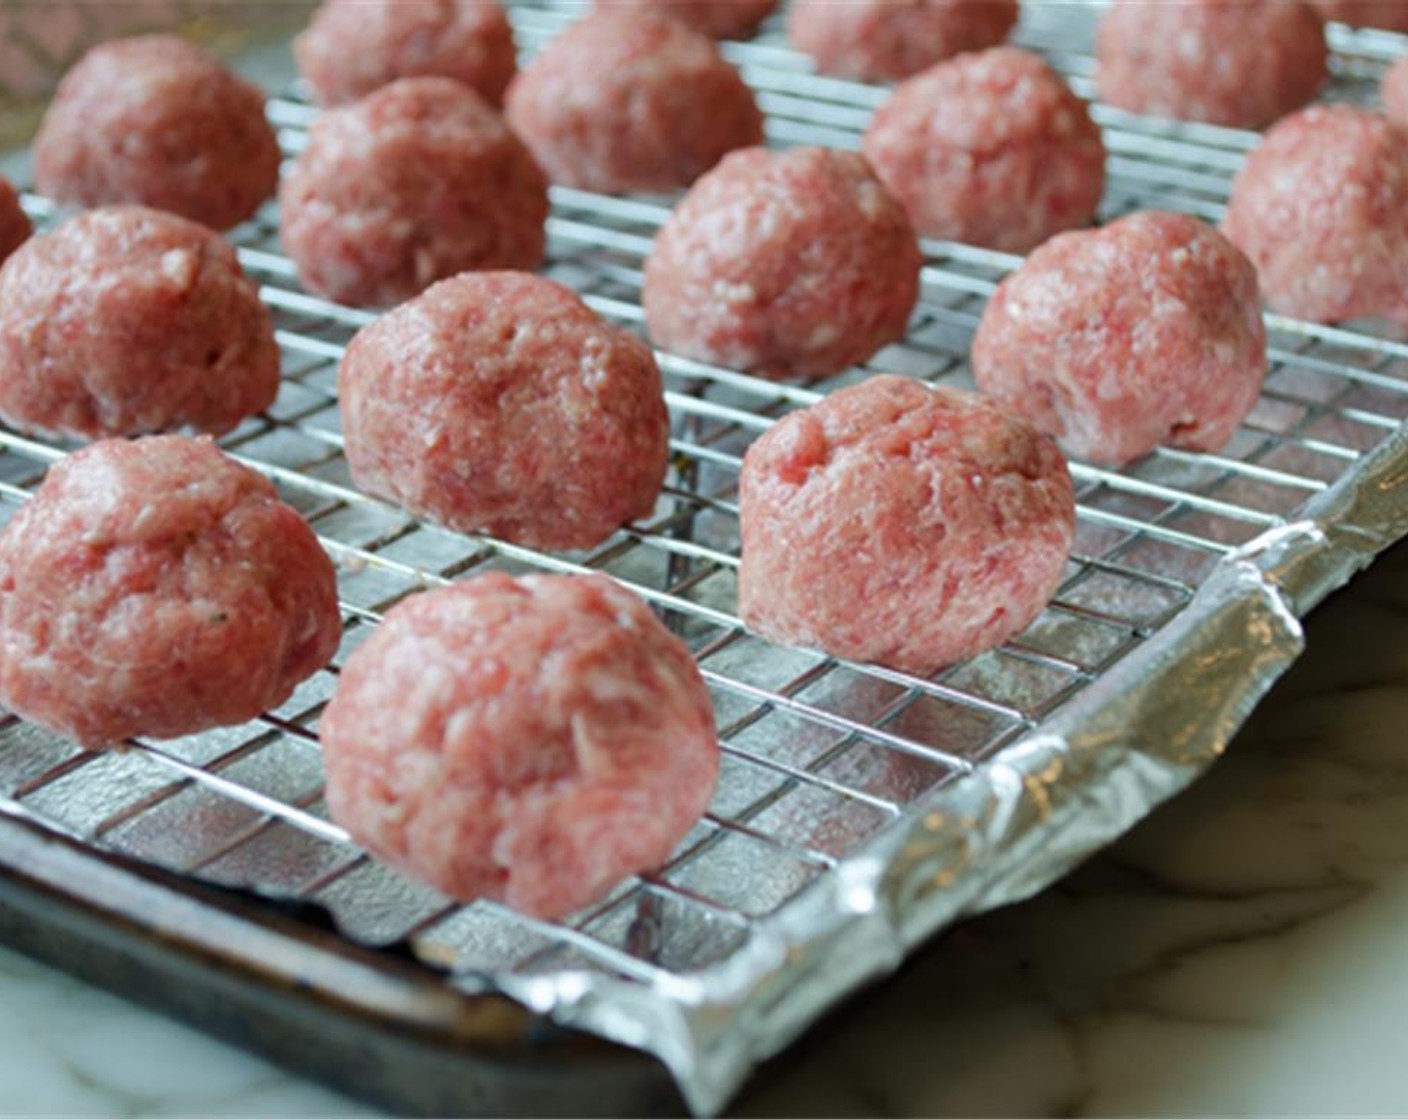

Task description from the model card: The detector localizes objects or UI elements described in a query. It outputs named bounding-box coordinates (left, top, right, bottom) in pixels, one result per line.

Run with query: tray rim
left=0, top=805, right=685, bottom=1117
left=4, top=5, right=1408, bottom=1116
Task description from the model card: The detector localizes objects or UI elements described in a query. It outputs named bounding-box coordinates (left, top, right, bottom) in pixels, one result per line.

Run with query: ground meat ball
left=294, top=0, right=517, bottom=109
left=1383, top=55, right=1408, bottom=129
left=280, top=77, right=547, bottom=308
left=0, top=177, right=30, bottom=264
left=33, top=35, right=280, bottom=231
left=1311, top=0, right=1408, bottom=30
left=787, top=0, right=1019, bottom=84
left=972, top=211, right=1267, bottom=465
left=738, top=375, right=1074, bottom=675
left=863, top=47, right=1105, bottom=253
left=643, top=147, right=921, bottom=380
left=321, top=573, right=718, bottom=919
left=1223, top=106, right=1408, bottom=325
left=0, top=436, right=341, bottom=747
left=0, top=206, right=280, bottom=440
left=1095, top=0, right=1327, bottom=129
left=505, top=10, right=763, bottom=193
left=597, top=0, right=778, bottom=38
left=340, top=272, right=668, bottom=550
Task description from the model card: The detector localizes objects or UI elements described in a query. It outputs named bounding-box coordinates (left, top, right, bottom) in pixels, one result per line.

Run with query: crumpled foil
left=4, top=8, right=1408, bottom=1115
left=450, top=425, right=1408, bottom=1115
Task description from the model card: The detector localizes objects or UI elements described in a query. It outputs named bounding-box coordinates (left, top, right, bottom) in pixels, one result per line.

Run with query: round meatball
left=863, top=47, right=1105, bottom=253
left=739, top=375, right=1074, bottom=675
left=786, top=0, right=1019, bottom=84
left=280, top=77, right=548, bottom=309
left=33, top=35, right=280, bottom=231
left=0, top=436, right=341, bottom=748
left=0, top=177, right=31, bottom=265
left=1310, top=0, right=1408, bottom=30
left=0, top=206, right=280, bottom=440
left=321, top=572, right=719, bottom=919
left=972, top=211, right=1267, bottom=465
left=505, top=10, right=763, bottom=193
left=294, top=0, right=517, bottom=109
left=1095, top=0, right=1327, bottom=129
left=340, top=272, right=669, bottom=550
left=643, top=146, right=921, bottom=380
left=1383, top=54, right=1408, bottom=129
left=597, top=0, right=778, bottom=38
left=1223, top=105, right=1408, bottom=325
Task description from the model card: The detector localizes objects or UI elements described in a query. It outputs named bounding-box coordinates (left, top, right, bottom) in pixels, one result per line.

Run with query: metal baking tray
left=4, top=3, right=1408, bottom=1115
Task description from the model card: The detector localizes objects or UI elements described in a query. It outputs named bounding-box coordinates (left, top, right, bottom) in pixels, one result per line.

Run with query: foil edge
left=498, top=424, right=1408, bottom=1116
left=6, top=11, right=1408, bottom=1115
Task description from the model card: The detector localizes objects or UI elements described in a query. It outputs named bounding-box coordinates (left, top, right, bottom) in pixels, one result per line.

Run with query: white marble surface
left=4, top=7, right=1408, bottom=1116
left=6, top=539, right=1408, bottom=1117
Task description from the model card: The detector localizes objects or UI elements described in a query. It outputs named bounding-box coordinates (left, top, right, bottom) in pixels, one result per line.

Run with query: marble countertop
left=5, top=14, right=1408, bottom=1117
left=6, top=535, right=1408, bottom=1118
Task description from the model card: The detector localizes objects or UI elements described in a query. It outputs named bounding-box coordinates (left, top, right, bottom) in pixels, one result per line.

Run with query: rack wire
left=3, top=0, right=1408, bottom=1099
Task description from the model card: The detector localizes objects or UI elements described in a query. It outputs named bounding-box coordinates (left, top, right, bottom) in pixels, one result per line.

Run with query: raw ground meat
left=972, top=211, right=1267, bottom=465
left=863, top=46, right=1105, bottom=252
left=643, top=146, right=921, bottom=379
left=0, top=206, right=280, bottom=440
left=0, top=177, right=30, bottom=264
left=280, top=77, right=548, bottom=308
left=0, top=435, right=341, bottom=747
left=596, top=0, right=778, bottom=38
left=1310, top=0, right=1408, bottom=29
left=738, top=375, right=1075, bottom=675
left=339, top=272, right=669, bottom=550
left=1095, top=0, right=1327, bottom=129
left=1222, top=105, right=1408, bottom=324
left=1383, top=55, right=1408, bottom=130
left=294, top=0, right=517, bottom=108
left=505, top=9, right=763, bottom=193
left=33, top=34, right=280, bottom=231
left=787, top=0, right=1018, bottom=84
left=320, top=572, right=719, bottom=920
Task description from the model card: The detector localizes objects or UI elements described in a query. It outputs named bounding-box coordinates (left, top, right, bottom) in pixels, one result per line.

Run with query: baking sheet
left=3, top=3, right=1408, bottom=1114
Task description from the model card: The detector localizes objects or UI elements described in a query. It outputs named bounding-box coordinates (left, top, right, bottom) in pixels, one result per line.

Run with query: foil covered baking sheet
left=4, top=3, right=1408, bottom=1114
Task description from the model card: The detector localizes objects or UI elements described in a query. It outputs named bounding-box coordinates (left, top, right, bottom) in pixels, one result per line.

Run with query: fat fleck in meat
left=739, top=375, right=1075, bottom=675
left=321, top=573, right=719, bottom=920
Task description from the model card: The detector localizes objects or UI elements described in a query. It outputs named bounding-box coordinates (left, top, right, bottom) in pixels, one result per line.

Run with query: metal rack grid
left=3, top=0, right=1408, bottom=1105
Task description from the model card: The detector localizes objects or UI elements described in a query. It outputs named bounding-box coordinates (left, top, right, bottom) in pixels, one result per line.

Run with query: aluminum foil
left=458, top=428, right=1408, bottom=1117
left=3, top=6, right=1408, bottom=1117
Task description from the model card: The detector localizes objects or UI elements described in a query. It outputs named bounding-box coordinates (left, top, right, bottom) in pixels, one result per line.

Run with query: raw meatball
left=0, top=177, right=30, bottom=264
left=294, top=0, right=517, bottom=109
left=1383, top=54, right=1408, bottom=129
left=1310, top=0, right=1408, bottom=30
left=33, top=35, right=280, bottom=231
left=1095, top=0, right=1327, bottom=129
left=643, top=146, right=921, bottom=380
left=280, top=77, right=548, bottom=308
left=972, top=211, right=1267, bottom=465
left=0, top=206, right=280, bottom=440
left=1223, top=105, right=1408, bottom=324
left=787, top=0, right=1019, bottom=84
left=505, top=10, right=763, bottom=193
left=739, top=375, right=1074, bottom=675
left=339, top=272, right=668, bottom=550
left=597, top=0, right=778, bottom=38
left=0, top=436, right=341, bottom=747
left=863, top=47, right=1105, bottom=253
left=321, top=572, right=719, bottom=919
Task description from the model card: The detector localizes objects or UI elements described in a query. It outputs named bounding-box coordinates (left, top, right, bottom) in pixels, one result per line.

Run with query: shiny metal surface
left=3, top=3, right=1408, bottom=1114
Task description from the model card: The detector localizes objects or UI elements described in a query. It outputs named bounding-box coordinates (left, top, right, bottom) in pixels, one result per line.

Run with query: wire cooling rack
left=4, top=2, right=1408, bottom=1113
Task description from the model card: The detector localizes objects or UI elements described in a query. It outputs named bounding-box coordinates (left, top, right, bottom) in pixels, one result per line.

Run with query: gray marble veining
left=8, top=540, right=1408, bottom=1117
